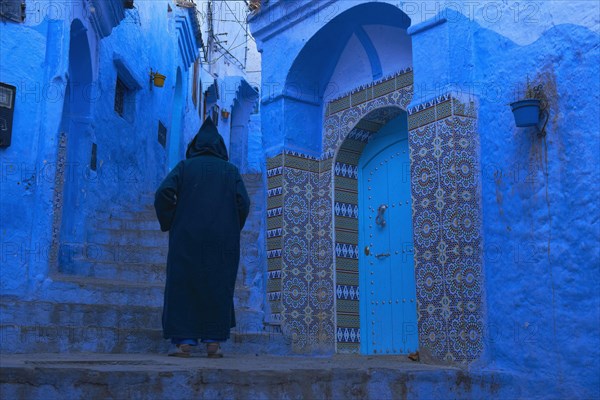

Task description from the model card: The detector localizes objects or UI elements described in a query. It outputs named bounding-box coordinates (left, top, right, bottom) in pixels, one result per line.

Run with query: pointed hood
left=186, top=117, right=229, bottom=160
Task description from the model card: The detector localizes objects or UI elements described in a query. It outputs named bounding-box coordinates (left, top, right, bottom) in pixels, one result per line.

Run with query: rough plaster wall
left=251, top=0, right=599, bottom=92
left=235, top=172, right=267, bottom=330
left=0, top=2, right=203, bottom=297
left=409, top=9, right=599, bottom=395
left=462, top=0, right=599, bottom=45
left=474, top=19, right=600, bottom=400
left=246, top=113, right=263, bottom=174
left=0, top=15, right=83, bottom=295
left=82, top=4, right=203, bottom=205
left=245, top=36, right=262, bottom=90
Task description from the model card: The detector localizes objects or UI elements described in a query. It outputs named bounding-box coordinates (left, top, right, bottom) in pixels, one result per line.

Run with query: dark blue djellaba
left=154, top=118, right=250, bottom=341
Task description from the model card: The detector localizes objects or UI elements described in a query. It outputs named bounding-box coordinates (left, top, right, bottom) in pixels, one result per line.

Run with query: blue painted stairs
left=0, top=175, right=282, bottom=355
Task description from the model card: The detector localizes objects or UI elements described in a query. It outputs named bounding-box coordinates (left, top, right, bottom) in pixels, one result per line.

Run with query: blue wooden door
left=358, top=115, right=418, bottom=355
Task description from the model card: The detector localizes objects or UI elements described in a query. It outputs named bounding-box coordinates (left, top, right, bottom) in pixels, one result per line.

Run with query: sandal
left=168, top=343, right=192, bottom=358
left=206, top=342, right=223, bottom=358
left=408, top=351, right=420, bottom=362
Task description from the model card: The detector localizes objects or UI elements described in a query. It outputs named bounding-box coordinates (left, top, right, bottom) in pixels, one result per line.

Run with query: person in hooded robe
left=154, top=117, right=250, bottom=358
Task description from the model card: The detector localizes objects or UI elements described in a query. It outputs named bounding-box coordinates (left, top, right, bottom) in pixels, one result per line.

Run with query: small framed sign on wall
left=0, top=82, right=16, bottom=148
left=158, top=121, right=167, bottom=149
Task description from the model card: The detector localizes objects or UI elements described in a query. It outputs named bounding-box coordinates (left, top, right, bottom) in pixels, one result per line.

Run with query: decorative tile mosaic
left=409, top=104, right=485, bottom=363
left=266, top=154, right=283, bottom=323
left=323, top=73, right=415, bottom=354
left=323, top=69, right=413, bottom=155
left=268, top=150, right=335, bottom=352
left=265, top=66, right=484, bottom=363
left=326, top=68, right=413, bottom=117
left=324, top=86, right=483, bottom=360
left=50, top=132, right=68, bottom=270
left=331, top=134, right=365, bottom=354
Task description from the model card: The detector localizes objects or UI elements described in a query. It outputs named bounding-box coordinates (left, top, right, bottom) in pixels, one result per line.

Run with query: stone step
left=68, top=261, right=166, bottom=284
left=87, top=229, right=168, bottom=247
left=94, top=215, right=261, bottom=234
left=0, top=353, right=517, bottom=400
left=0, top=323, right=169, bottom=354
left=93, top=217, right=163, bottom=231
left=1, top=297, right=266, bottom=334
left=217, top=331, right=289, bottom=356
left=119, top=210, right=157, bottom=221
left=62, top=263, right=264, bottom=290
left=41, top=274, right=165, bottom=307
left=0, top=324, right=282, bottom=355
left=0, top=297, right=166, bottom=353
left=93, top=206, right=262, bottom=233
left=61, top=242, right=168, bottom=265
left=65, top=259, right=257, bottom=287
left=0, top=297, right=276, bottom=355
left=104, top=209, right=157, bottom=220
left=137, top=193, right=156, bottom=205
left=0, top=297, right=161, bottom=329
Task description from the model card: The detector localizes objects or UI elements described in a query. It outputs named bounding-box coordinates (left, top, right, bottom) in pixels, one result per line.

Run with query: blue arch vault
left=271, top=1, right=412, bottom=157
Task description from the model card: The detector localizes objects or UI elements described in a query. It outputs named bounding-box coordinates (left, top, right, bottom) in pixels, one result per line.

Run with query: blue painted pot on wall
left=510, top=99, right=541, bottom=127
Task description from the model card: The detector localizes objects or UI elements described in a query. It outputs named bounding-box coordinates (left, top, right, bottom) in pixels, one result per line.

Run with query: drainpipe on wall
left=206, top=0, right=214, bottom=76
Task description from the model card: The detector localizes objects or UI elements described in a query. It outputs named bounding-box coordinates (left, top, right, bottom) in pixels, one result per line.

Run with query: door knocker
left=375, top=204, right=388, bottom=227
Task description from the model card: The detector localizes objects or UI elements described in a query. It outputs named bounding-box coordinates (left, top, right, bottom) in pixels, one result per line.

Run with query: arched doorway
left=330, top=102, right=415, bottom=354
left=58, top=19, right=94, bottom=271
left=168, top=68, right=183, bottom=170
left=261, top=1, right=485, bottom=362
left=357, top=113, right=417, bottom=355
left=264, top=2, right=414, bottom=353
left=228, top=80, right=260, bottom=172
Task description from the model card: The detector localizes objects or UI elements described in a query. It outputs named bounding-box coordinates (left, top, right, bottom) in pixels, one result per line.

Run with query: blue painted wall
left=409, top=10, right=599, bottom=398
left=475, top=19, right=599, bottom=400
left=251, top=1, right=599, bottom=397
left=1, top=13, right=52, bottom=295
left=0, top=1, right=203, bottom=296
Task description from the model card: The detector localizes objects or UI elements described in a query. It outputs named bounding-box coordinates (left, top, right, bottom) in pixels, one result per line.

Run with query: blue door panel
left=358, top=114, right=418, bottom=355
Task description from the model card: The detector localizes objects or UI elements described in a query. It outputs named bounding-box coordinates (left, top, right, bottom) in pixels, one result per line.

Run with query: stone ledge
left=0, top=353, right=518, bottom=399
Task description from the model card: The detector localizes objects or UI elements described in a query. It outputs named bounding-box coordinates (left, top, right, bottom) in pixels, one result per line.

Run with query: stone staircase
left=0, top=176, right=283, bottom=355
left=72, top=204, right=170, bottom=284
left=0, top=294, right=286, bottom=355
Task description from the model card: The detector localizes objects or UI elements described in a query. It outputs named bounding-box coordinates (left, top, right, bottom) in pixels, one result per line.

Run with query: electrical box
left=0, top=0, right=26, bottom=22
left=0, top=83, right=16, bottom=148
